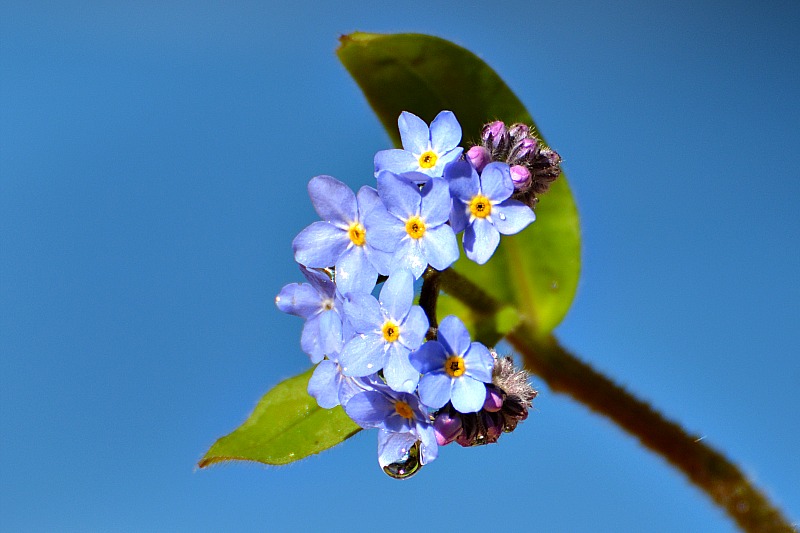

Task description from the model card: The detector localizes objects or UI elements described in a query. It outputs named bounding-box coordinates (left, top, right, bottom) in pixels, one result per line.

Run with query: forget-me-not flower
left=345, top=384, right=438, bottom=467
left=292, top=176, right=392, bottom=295
left=446, top=160, right=536, bottom=265
left=365, top=172, right=459, bottom=279
left=275, top=266, right=344, bottom=363
left=410, top=315, right=495, bottom=413
left=373, top=111, right=463, bottom=181
left=339, top=269, right=428, bottom=393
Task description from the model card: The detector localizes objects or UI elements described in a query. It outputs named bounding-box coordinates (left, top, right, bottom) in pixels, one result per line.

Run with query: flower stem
left=420, top=267, right=442, bottom=341
left=438, top=268, right=796, bottom=533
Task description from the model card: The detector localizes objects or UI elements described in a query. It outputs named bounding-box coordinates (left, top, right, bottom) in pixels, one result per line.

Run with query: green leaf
left=338, top=32, right=581, bottom=337
left=199, top=368, right=360, bottom=468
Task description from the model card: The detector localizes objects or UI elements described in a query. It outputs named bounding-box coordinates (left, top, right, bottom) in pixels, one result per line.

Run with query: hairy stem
left=438, top=268, right=795, bottom=533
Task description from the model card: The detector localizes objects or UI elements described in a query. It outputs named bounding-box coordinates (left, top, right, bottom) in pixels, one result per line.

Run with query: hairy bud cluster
left=432, top=355, right=537, bottom=447
left=467, top=120, right=562, bottom=208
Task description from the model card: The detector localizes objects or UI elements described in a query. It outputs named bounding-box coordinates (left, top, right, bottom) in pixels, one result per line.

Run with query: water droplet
left=367, top=363, right=373, bottom=369
left=275, top=296, right=281, bottom=302
left=498, top=213, right=506, bottom=221
left=550, top=281, right=559, bottom=290
left=383, top=441, right=422, bottom=480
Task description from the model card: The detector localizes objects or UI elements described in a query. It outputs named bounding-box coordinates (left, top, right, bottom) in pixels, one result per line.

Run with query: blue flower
left=339, top=270, right=428, bottom=393
left=365, top=172, right=459, bottom=279
left=292, top=176, right=392, bottom=295
left=374, top=111, right=463, bottom=181
left=307, top=358, right=375, bottom=409
left=344, top=384, right=438, bottom=467
left=410, top=315, right=495, bottom=413
left=446, top=160, right=536, bottom=265
left=275, top=266, right=344, bottom=363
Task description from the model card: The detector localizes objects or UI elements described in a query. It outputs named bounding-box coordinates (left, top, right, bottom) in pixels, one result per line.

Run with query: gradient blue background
left=2, top=1, right=798, bottom=531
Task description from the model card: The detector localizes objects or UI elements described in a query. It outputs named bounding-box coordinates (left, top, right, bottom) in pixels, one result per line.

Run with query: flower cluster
left=276, top=111, right=553, bottom=477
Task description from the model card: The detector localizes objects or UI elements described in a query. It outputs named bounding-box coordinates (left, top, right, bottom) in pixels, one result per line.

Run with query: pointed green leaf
left=199, top=368, right=360, bottom=468
left=338, top=32, right=581, bottom=337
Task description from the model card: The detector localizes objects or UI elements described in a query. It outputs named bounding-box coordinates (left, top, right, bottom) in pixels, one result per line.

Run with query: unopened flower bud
left=483, top=385, right=505, bottom=412
left=466, top=146, right=491, bottom=173
left=510, top=137, right=538, bottom=162
left=508, top=123, right=529, bottom=142
left=482, top=411, right=504, bottom=444
left=433, top=410, right=463, bottom=446
left=510, top=165, right=532, bottom=190
left=481, top=120, right=508, bottom=151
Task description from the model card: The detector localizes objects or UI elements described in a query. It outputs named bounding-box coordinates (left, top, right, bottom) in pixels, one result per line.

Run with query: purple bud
left=433, top=411, right=463, bottom=446
left=511, top=137, right=538, bottom=162
left=508, top=123, right=529, bottom=142
left=466, top=146, right=492, bottom=173
left=483, top=386, right=504, bottom=412
left=510, top=165, right=532, bottom=190
left=481, top=120, right=507, bottom=149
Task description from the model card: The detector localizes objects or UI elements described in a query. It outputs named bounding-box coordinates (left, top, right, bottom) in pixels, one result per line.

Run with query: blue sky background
left=2, top=1, right=798, bottom=531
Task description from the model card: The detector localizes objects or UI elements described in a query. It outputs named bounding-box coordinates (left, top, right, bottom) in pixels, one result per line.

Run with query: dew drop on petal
left=498, top=213, right=506, bottom=221
left=383, top=441, right=422, bottom=480
left=367, top=363, right=373, bottom=369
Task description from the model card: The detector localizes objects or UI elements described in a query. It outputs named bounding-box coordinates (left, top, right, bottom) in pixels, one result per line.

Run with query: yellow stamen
left=418, top=151, right=438, bottom=169
left=445, top=355, right=466, bottom=378
left=404, top=216, right=426, bottom=240
left=469, top=194, right=492, bottom=218
left=394, top=401, right=414, bottom=419
left=347, top=222, right=366, bottom=246
left=382, top=321, right=400, bottom=343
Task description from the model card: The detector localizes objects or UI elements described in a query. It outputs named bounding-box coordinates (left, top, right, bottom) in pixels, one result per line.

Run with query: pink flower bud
left=510, top=165, right=532, bottom=190
left=466, top=146, right=492, bottom=173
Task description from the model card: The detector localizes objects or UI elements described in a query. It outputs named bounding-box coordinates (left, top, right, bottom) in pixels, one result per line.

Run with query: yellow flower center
left=418, top=151, right=438, bottom=169
left=347, top=222, right=366, bottom=246
left=394, top=401, right=414, bottom=419
left=445, top=355, right=466, bottom=378
left=469, top=194, right=492, bottom=218
left=382, top=321, right=400, bottom=343
left=404, top=216, right=426, bottom=240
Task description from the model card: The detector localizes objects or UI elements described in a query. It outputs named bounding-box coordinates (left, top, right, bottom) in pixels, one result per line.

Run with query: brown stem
left=438, top=268, right=796, bottom=533
left=419, top=267, right=442, bottom=341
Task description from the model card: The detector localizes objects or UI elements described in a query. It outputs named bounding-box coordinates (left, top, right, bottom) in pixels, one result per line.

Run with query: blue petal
left=308, top=175, right=357, bottom=224
left=479, top=162, right=514, bottom=202
left=275, top=283, right=322, bottom=319
left=449, top=200, right=470, bottom=234
left=416, top=424, right=439, bottom=465
left=429, top=110, right=462, bottom=153
left=317, top=308, right=344, bottom=357
left=299, top=266, right=336, bottom=299
left=383, top=347, right=420, bottom=393
left=445, top=160, right=480, bottom=202
left=364, top=246, right=393, bottom=277
left=418, top=372, right=452, bottom=409
left=409, top=341, right=446, bottom=374
left=464, top=218, right=500, bottom=265
left=377, top=429, right=418, bottom=468
left=308, top=360, right=341, bottom=408
left=437, top=315, right=471, bottom=357
left=343, top=293, right=382, bottom=333
left=399, top=305, right=429, bottom=351
left=345, top=391, right=394, bottom=428
left=398, top=111, right=430, bottom=154
left=364, top=205, right=404, bottom=253
left=356, top=186, right=382, bottom=219
left=390, top=238, right=427, bottom=279
left=377, top=171, right=421, bottom=219
left=379, top=269, right=414, bottom=320
left=335, top=246, right=378, bottom=296
left=339, top=375, right=371, bottom=407
left=398, top=171, right=431, bottom=185
left=374, top=149, right=419, bottom=176
left=420, top=225, right=459, bottom=271
left=300, top=314, right=325, bottom=363
left=451, top=377, right=487, bottom=413
left=339, top=333, right=388, bottom=377
left=419, top=178, right=452, bottom=227
left=463, top=342, right=494, bottom=383
left=493, top=199, right=536, bottom=235
left=432, top=146, right=463, bottom=176
left=293, top=222, right=348, bottom=268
